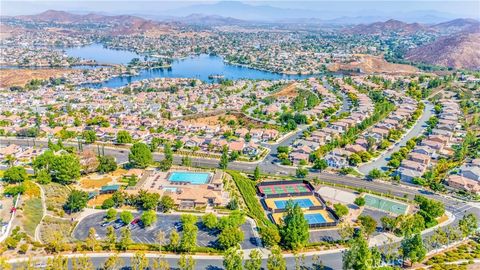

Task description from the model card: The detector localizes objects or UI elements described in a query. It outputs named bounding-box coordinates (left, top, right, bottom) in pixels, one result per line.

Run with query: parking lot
left=73, top=212, right=259, bottom=249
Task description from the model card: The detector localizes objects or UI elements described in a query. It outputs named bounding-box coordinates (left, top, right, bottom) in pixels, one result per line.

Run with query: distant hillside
left=432, top=18, right=480, bottom=33
left=344, top=19, right=427, bottom=35
left=14, top=10, right=173, bottom=36
left=405, top=30, right=480, bottom=70
left=172, top=14, right=248, bottom=26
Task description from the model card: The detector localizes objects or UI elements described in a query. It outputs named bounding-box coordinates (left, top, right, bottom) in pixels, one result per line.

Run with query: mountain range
left=6, top=9, right=480, bottom=70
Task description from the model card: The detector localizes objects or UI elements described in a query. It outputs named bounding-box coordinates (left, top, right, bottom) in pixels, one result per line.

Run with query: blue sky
left=1, top=1, right=479, bottom=20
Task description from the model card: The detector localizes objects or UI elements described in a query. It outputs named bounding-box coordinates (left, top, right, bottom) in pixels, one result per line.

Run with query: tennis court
left=274, top=198, right=314, bottom=209
left=272, top=210, right=334, bottom=225
left=258, top=182, right=311, bottom=196
left=363, top=194, right=408, bottom=215
left=304, top=213, right=327, bottom=224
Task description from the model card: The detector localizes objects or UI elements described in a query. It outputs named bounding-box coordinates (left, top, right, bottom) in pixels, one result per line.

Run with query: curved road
left=358, top=102, right=434, bottom=174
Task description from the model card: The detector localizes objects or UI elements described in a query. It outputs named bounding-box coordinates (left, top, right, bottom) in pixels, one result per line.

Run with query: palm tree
left=5, top=154, right=15, bottom=167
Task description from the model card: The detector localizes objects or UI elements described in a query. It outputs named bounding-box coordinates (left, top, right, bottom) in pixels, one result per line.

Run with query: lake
left=65, top=44, right=315, bottom=88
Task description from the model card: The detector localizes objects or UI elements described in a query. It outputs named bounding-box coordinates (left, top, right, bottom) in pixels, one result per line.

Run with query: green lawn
left=22, top=197, right=43, bottom=237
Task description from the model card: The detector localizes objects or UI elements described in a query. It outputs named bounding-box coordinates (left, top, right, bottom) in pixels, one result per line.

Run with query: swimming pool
left=274, top=198, right=314, bottom=209
left=304, top=213, right=327, bottom=224
left=168, top=171, right=211, bottom=184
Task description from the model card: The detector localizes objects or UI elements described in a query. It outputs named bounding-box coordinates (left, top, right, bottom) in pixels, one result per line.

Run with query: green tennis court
left=364, top=194, right=408, bottom=215
left=258, top=182, right=313, bottom=196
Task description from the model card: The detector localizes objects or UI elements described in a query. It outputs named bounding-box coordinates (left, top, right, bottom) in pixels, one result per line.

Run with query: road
left=358, top=102, right=434, bottom=174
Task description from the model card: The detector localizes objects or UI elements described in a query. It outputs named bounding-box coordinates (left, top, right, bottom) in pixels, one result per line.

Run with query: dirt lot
left=272, top=82, right=298, bottom=98
left=0, top=68, right=78, bottom=88
left=329, top=54, right=419, bottom=74
left=79, top=176, right=113, bottom=189
left=87, top=194, right=112, bottom=207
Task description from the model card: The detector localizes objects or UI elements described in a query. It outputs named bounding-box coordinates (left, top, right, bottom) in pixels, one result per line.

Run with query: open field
left=39, top=215, right=77, bottom=243
left=184, top=112, right=268, bottom=128
left=329, top=54, right=419, bottom=74
left=0, top=68, right=78, bottom=88
left=272, top=82, right=298, bottom=98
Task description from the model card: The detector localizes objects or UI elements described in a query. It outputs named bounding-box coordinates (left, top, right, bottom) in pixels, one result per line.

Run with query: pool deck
left=264, top=195, right=322, bottom=210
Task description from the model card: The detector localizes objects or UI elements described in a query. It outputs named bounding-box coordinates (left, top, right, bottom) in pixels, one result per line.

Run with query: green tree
left=97, top=155, right=117, bottom=173
left=46, top=255, right=68, bottom=270
left=202, top=213, right=218, bottom=230
left=354, top=197, right=365, bottom=206
left=141, top=210, right=157, bottom=227
left=3, top=166, right=28, bottom=183
left=180, top=216, right=198, bottom=252
left=280, top=201, right=309, bottom=250
left=102, top=254, right=123, bottom=270
left=458, top=213, right=477, bottom=238
left=342, top=233, right=372, bottom=270
left=338, top=222, right=355, bottom=240
left=62, top=255, right=89, bottom=270
left=106, top=208, right=117, bottom=221
left=219, top=145, right=229, bottom=169
left=64, top=189, right=88, bottom=213
left=334, top=203, right=349, bottom=218
left=137, top=190, right=160, bottom=210
left=36, top=169, right=52, bottom=184
left=267, top=245, right=286, bottom=270
left=178, top=254, right=196, bottom=270
left=253, top=166, right=261, bottom=180
left=223, top=247, right=243, bottom=270
left=367, top=169, right=382, bottom=180
left=116, top=130, right=132, bottom=144
left=358, top=215, right=377, bottom=238
left=82, top=130, right=97, bottom=144
left=218, top=226, right=244, bottom=250
left=106, top=226, right=116, bottom=251
left=131, top=251, right=148, bottom=270
left=119, top=210, right=134, bottom=224
left=244, top=249, right=262, bottom=270
left=348, top=154, right=362, bottom=166
left=169, top=230, right=180, bottom=251
left=400, top=234, right=426, bottom=266
left=313, top=159, right=328, bottom=171
left=181, top=156, right=192, bottom=167
left=159, top=195, right=175, bottom=212
left=51, top=154, right=81, bottom=184
left=295, top=167, right=308, bottom=178
left=129, top=143, right=153, bottom=168
left=261, top=224, right=281, bottom=247
left=118, top=227, right=132, bottom=251
left=85, top=228, right=99, bottom=251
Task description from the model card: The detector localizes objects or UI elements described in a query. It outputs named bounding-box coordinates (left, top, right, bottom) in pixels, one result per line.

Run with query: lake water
left=65, top=43, right=142, bottom=65
left=65, top=44, right=314, bottom=88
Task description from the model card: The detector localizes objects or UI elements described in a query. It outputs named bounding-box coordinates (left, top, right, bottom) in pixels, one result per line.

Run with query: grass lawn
left=21, top=197, right=43, bottom=237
